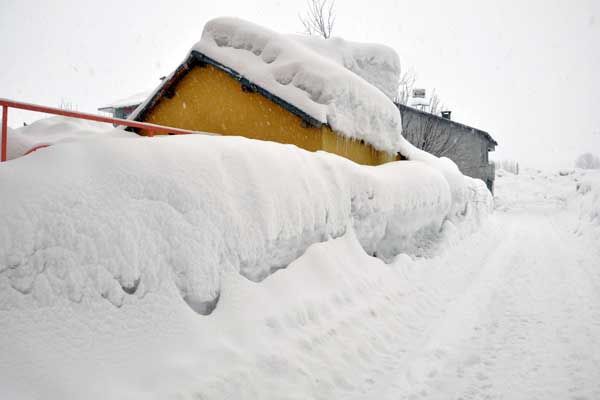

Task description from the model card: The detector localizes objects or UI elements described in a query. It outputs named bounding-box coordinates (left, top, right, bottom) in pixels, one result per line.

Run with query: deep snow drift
left=0, top=119, right=492, bottom=399
left=5, top=151, right=598, bottom=400
left=0, top=133, right=487, bottom=315
left=4, top=129, right=599, bottom=400
left=4, top=116, right=121, bottom=160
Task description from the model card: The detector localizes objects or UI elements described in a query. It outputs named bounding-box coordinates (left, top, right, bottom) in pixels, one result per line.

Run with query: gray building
left=396, top=103, right=497, bottom=193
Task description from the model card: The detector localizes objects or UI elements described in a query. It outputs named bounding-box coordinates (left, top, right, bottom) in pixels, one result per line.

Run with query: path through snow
left=351, top=170, right=600, bottom=399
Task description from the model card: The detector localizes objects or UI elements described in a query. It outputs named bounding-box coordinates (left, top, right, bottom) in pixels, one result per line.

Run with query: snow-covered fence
left=0, top=97, right=214, bottom=161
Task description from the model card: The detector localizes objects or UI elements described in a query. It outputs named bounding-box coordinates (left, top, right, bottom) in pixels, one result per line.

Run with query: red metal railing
left=0, top=98, right=210, bottom=162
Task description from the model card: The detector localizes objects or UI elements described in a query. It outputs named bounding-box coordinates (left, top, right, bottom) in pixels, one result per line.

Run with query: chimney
left=441, top=110, right=452, bottom=120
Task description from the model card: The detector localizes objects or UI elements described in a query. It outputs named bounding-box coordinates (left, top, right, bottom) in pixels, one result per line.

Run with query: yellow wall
left=139, top=64, right=397, bottom=166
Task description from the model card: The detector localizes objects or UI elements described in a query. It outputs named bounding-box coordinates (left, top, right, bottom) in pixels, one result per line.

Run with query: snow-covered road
left=354, top=173, right=600, bottom=400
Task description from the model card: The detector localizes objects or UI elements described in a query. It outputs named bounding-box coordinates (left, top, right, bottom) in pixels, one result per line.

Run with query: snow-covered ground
left=0, top=121, right=489, bottom=399
left=1, top=124, right=599, bottom=399
left=361, top=168, right=600, bottom=400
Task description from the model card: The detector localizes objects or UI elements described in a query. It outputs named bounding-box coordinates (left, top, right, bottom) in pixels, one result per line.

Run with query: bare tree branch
left=400, top=99, right=460, bottom=159
left=299, top=0, right=336, bottom=39
left=429, top=89, right=443, bottom=115
left=395, top=64, right=416, bottom=105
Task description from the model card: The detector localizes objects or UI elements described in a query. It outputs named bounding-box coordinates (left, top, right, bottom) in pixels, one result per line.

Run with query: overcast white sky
left=1, top=0, right=598, bottom=169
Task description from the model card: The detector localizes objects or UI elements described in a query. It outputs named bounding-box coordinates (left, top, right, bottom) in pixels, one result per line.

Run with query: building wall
left=398, top=105, right=496, bottom=192
left=137, top=64, right=397, bottom=166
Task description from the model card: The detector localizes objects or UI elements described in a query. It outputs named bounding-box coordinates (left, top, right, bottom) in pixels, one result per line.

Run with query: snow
left=3, top=17, right=596, bottom=397
left=574, top=172, right=600, bottom=242
left=98, top=91, right=151, bottom=111
left=292, top=35, right=401, bottom=100
left=193, top=17, right=404, bottom=154
left=2, top=124, right=599, bottom=399
left=4, top=116, right=126, bottom=160
left=0, top=134, right=472, bottom=312
left=0, top=123, right=493, bottom=399
left=494, top=166, right=600, bottom=243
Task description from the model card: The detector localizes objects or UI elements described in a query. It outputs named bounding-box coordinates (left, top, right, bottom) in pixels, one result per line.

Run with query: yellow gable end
left=139, top=64, right=397, bottom=166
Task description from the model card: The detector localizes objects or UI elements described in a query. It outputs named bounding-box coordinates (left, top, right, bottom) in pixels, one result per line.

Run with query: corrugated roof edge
left=394, top=102, right=498, bottom=148
left=130, top=51, right=324, bottom=131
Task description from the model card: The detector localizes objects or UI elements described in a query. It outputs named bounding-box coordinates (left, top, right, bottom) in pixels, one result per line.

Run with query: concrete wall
left=397, top=104, right=496, bottom=192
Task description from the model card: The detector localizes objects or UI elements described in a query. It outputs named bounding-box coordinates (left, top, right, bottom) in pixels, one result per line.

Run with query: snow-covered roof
left=98, top=90, right=151, bottom=111
left=134, top=17, right=404, bottom=154
left=291, top=35, right=401, bottom=100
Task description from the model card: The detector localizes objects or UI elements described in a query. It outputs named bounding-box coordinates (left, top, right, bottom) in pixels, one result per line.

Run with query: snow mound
left=292, top=35, right=400, bottom=100
left=194, top=17, right=403, bottom=154
left=0, top=124, right=494, bottom=399
left=0, top=133, right=488, bottom=316
left=5, top=116, right=121, bottom=160
left=574, top=171, right=600, bottom=241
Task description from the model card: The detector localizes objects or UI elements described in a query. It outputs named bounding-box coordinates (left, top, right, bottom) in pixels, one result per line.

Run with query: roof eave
left=131, top=51, right=324, bottom=130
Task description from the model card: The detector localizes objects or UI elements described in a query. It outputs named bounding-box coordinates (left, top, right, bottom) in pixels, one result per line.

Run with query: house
left=109, top=17, right=498, bottom=190
left=98, top=91, right=151, bottom=119
left=396, top=103, right=497, bottom=192
left=128, top=17, right=404, bottom=166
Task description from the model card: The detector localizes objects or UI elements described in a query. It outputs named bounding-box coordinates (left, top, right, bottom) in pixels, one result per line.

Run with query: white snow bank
left=0, top=124, right=494, bottom=399
left=0, top=134, right=468, bottom=315
left=292, top=35, right=400, bottom=100
left=193, top=17, right=403, bottom=154
left=574, top=170, right=600, bottom=242
left=0, top=135, right=492, bottom=400
left=494, top=167, right=600, bottom=245
left=397, top=135, right=469, bottom=218
left=0, top=220, right=494, bottom=400
left=4, top=116, right=121, bottom=160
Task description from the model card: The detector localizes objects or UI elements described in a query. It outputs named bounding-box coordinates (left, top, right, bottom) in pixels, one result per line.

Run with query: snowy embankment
left=494, top=167, right=600, bottom=243
left=0, top=123, right=491, bottom=399
left=4, top=116, right=119, bottom=160
left=0, top=132, right=488, bottom=315
left=573, top=171, right=600, bottom=242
